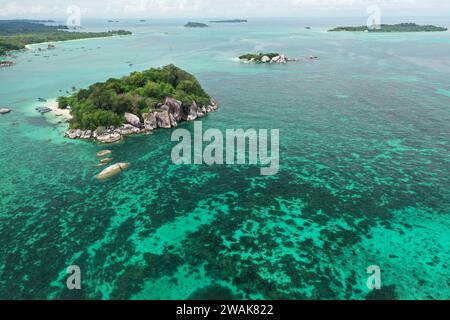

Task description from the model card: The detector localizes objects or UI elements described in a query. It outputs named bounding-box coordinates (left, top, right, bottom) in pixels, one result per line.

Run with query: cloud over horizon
left=0, top=0, right=448, bottom=18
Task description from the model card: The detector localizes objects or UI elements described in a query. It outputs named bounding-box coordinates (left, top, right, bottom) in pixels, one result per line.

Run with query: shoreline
left=4, top=33, right=133, bottom=57
left=24, top=33, right=133, bottom=50
left=47, top=99, right=72, bottom=120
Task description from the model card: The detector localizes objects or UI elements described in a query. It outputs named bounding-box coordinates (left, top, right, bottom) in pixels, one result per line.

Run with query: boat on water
left=0, top=61, right=15, bottom=68
left=36, top=106, right=52, bottom=114
left=0, top=107, right=12, bottom=114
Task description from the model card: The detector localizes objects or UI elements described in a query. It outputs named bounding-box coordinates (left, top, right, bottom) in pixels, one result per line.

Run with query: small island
left=184, top=22, right=209, bottom=28
left=239, top=53, right=295, bottom=64
left=328, top=23, right=448, bottom=33
left=209, top=19, right=247, bottom=23
left=0, top=20, right=132, bottom=56
left=60, top=64, right=219, bottom=143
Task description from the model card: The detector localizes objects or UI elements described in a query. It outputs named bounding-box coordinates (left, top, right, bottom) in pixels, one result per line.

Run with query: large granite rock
left=165, top=97, right=183, bottom=121
left=80, top=130, right=92, bottom=139
left=197, top=106, right=206, bottom=118
left=65, top=129, right=93, bottom=139
left=143, top=112, right=157, bottom=131
left=186, top=101, right=199, bottom=121
left=155, top=110, right=171, bottom=128
left=124, top=112, right=141, bottom=128
left=261, top=55, right=271, bottom=63
left=65, top=129, right=78, bottom=139
left=97, top=150, right=112, bottom=157
left=169, top=113, right=178, bottom=127
left=96, top=133, right=122, bottom=144
left=114, top=124, right=140, bottom=135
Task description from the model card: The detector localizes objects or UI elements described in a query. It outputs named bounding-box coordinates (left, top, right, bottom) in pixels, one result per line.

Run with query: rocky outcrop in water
left=97, top=150, right=112, bottom=157
left=239, top=53, right=297, bottom=64
left=65, top=99, right=219, bottom=143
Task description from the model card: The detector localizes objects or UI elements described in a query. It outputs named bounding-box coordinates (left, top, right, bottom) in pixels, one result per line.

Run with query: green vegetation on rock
left=0, top=20, right=132, bottom=56
left=328, top=23, right=448, bottom=33
left=58, top=64, right=211, bottom=130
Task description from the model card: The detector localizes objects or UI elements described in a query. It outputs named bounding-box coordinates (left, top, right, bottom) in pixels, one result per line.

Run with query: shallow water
left=0, top=17, right=449, bottom=300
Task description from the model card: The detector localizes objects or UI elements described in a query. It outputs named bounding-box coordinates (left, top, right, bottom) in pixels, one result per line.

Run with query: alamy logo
left=171, top=122, right=280, bottom=176
left=366, top=265, right=382, bottom=290
left=67, top=5, right=81, bottom=29
left=66, top=265, right=81, bottom=290
left=367, top=5, right=381, bottom=30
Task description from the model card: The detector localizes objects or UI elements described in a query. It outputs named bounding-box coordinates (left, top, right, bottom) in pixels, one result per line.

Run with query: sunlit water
left=0, top=17, right=449, bottom=300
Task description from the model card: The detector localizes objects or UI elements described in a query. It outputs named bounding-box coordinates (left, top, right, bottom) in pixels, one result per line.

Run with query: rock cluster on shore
left=65, top=97, right=219, bottom=143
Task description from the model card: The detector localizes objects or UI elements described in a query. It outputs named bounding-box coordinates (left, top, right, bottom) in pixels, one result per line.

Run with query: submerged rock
left=96, top=163, right=130, bottom=180
left=98, top=158, right=113, bottom=166
left=96, top=150, right=112, bottom=157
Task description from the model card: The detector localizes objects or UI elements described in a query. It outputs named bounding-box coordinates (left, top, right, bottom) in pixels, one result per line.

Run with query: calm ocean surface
left=0, top=17, right=449, bottom=299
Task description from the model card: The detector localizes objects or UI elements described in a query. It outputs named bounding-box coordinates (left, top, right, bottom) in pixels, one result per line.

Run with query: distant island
left=239, top=53, right=296, bottom=64
left=60, top=65, right=219, bottom=143
left=184, top=22, right=209, bottom=28
left=0, top=20, right=132, bottom=56
left=209, top=19, right=247, bottom=23
left=329, top=23, right=448, bottom=33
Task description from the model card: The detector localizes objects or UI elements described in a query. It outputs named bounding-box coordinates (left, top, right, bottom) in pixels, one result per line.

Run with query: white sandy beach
left=47, top=99, right=72, bottom=120
left=24, top=34, right=134, bottom=51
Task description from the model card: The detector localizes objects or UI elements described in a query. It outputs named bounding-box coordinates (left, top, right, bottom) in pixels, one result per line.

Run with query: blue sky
left=0, top=0, right=449, bottom=18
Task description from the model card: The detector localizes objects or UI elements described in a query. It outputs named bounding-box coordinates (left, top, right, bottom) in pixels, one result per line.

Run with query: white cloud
left=0, top=0, right=448, bottom=18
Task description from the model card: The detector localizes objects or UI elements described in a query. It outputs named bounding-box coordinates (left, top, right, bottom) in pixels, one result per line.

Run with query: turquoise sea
left=0, top=17, right=449, bottom=300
